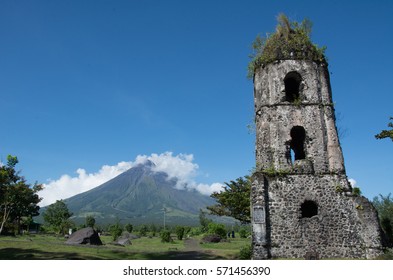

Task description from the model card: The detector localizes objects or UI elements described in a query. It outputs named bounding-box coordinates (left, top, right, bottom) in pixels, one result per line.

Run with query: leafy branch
left=375, top=117, right=393, bottom=141
left=207, top=176, right=251, bottom=224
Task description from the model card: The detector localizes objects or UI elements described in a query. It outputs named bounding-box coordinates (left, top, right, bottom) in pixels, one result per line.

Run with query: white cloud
left=194, top=182, right=225, bottom=196
left=136, top=152, right=198, bottom=185
left=39, top=161, right=133, bottom=207
left=39, top=152, right=223, bottom=206
left=348, top=178, right=359, bottom=189
left=139, top=152, right=224, bottom=195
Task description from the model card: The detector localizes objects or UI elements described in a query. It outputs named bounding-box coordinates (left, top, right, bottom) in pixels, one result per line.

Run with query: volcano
left=41, top=161, right=217, bottom=226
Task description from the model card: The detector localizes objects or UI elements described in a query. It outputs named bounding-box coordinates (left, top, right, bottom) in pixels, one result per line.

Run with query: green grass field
left=0, top=234, right=250, bottom=260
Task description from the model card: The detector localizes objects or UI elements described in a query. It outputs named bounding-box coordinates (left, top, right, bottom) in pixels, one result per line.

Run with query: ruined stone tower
left=251, top=16, right=384, bottom=259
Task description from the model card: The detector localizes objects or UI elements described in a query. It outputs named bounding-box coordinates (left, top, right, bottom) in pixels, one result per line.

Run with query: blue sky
left=1, top=0, right=392, bottom=202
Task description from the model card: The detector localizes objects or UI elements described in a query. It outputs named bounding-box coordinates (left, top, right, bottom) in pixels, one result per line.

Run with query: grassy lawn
left=199, top=237, right=250, bottom=259
left=0, top=234, right=137, bottom=259
left=0, top=234, right=250, bottom=260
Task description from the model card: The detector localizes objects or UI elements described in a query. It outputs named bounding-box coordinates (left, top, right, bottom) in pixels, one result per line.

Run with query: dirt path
left=183, top=238, right=202, bottom=251
left=165, top=238, right=220, bottom=260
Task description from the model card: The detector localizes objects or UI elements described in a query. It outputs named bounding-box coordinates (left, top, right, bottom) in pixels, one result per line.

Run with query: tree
left=175, top=226, right=185, bottom=240
left=85, top=215, right=95, bottom=228
left=239, top=226, right=251, bottom=238
left=149, top=224, right=157, bottom=237
left=109, top=221, right=123, bottom=241
left=199, top=209, right=212, bottom=232
left=375, top=117, right=393, bottom=141
left=373, top=193, right=393, bottom=245
left=160, top=230, right=172, bottom=243
left=8, top=181, right=43, bottom=234
left=207, top=176, right=251, bottom=224
left=207, top=223, right=227, bottom=239
left=125, top=223, right=133, bottom=233
left=139, top=224, right=148, bottom=236
left=43, top=200, right=73, bottom=235
left=239, top=244, right=252, bottom=260
left=0, top=155, right=43, bottom=234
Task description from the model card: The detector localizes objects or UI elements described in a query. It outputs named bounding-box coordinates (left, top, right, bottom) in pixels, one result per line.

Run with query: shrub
left=207, top=223, right=227, bottom=239
left=239, top=227, right=250, bottom=238
left=175, top=226, right=185, bottom=240
left=85, top=215, right=95, bottom=228
left=248, top=14, right=326, bottom=78
left=184, top=226, right=191, bottom=234
left=139, top=225, right=148, bottom=236
left=373, top=194, right=393, bottom=245
left=109, top=223, right=123, bottom=241
left=199, top=209, right=212, bottom=233
left=160, top=230, right=172, bottom=243
left=189, top=227, right=202, bottom=236
left=150, top=224, right=157, bottom=237
left=125, top=223, right=133, bottom=233
left=239, top=244, right=252, bottom=260
left=376, top=249, right=393, bottom=260
left=352, top=187, right=361, bottom=196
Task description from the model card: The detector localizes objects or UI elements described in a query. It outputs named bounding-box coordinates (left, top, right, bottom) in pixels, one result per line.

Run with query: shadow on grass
left=0, top=247, right=103, bottom=260
left=0, top=247, right=224, bottom=260
left=142, top=250, right=223, bottom=260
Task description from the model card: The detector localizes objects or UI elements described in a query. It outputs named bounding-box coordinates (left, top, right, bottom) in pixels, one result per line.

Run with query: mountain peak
left=142, top=159, right=156, bottom=168
left=131, top=159, right=156, bottom=174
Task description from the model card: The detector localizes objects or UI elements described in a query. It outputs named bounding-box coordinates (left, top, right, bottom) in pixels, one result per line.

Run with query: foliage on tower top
left=248, top=14, right=327, bottom=78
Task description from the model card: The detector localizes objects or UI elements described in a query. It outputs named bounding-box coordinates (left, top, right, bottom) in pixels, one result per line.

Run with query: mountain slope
left=47, top=161, right=216, bottom=225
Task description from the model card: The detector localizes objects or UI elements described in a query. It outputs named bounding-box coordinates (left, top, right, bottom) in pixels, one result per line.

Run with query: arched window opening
left=290, top=126, right=306, bottom=161
left=284, top=72, right=302, bottom=102
left=301, top=200, right=318, bottom=218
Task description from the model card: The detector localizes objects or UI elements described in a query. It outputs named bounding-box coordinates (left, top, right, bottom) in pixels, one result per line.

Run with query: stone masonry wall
left=254, top=60, right=345, bottom=174
left=252, top=60, right=384, bottom=259
left=252, top=172, right=384, bottom=259
left=257, top=173, right=382, bottom=259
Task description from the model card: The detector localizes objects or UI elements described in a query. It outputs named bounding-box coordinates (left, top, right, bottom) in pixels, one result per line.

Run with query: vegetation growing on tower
left=248, top=14, right=327, bottom=78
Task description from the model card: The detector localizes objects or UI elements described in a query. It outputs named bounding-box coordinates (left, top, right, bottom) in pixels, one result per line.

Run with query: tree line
left=41, top=200, right=251, bottom=241
left=1, top=115, right=392, bottom=246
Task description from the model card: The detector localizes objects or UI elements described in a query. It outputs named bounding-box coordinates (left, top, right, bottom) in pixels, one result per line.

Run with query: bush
left=109, top=223, right=123, bottom=241
left=125, top=223, right=133, bottom=233
left=160, top=230, right=172, bottom=243
left=85, top=215, right=95, bottom=228
left=189, top=227, right=202, bottom=236
left=175, top=226, right=185, bottom=240
left=352, top=187, right=361, bottom=196
left=207, top=223, right=227, bottom=239
left=184, top=226, right=192, bottom=236
left=139, top=225, right=148, bottom=237
left=149, top=224, right=157, bottom=237
left=248, top=14, right=326, bottom=78
left=239, top=244, right=252, bottom=260
left=376, top=249, right=393, bottom=260
left=239, top=227, right=250, bottom=238
left=373, top=193, right=393, bottom=245
left=199, top=209, right=212, bottom=233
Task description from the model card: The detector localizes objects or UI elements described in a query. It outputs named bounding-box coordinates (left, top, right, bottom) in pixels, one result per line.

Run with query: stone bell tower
left=251, top=17, right=384, bottom=259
